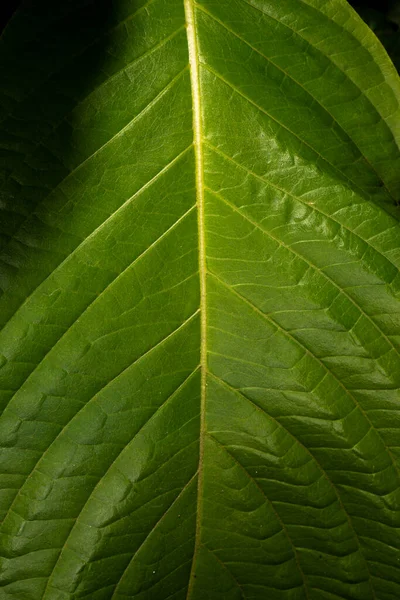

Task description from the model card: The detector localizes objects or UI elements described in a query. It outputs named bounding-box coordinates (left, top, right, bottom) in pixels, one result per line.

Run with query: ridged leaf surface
left=1, top=1, right=400, bottom=599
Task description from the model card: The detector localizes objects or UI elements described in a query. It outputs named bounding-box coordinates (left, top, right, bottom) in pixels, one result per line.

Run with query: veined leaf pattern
left=0, top=0, right=400, bottom=598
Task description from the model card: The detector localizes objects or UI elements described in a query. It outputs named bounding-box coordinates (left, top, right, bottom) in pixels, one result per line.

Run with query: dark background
left=0, top=0, right=399, bottom=71
left=0, top=0, right=21, bottom=32
left=0, top=0, right=399, bottom=24
left=350, top=0, right=400, bottom=70
left=0, top=0, right=398, bottom=22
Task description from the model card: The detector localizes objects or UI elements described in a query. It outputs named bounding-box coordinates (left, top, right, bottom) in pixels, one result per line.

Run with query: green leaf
left=1, top=1, right=400, bottom=598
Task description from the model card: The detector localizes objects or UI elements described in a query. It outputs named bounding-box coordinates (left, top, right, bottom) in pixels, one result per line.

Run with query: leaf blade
left=1, top=1, right=400, bottom=599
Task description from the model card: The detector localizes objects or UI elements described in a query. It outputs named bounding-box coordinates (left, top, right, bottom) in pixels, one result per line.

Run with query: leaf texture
left=0, top=0, right=400, bottom=599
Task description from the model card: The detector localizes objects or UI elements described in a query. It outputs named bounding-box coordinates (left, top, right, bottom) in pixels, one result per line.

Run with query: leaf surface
left=1, top=1, right=400, bottom=599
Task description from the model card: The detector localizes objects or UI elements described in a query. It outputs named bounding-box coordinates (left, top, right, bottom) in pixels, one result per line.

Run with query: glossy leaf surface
left=1, top=1, right=400, bottom=598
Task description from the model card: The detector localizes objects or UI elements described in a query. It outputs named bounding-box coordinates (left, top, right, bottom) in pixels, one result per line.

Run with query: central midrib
left=184, top=0, right=207, bottom=595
